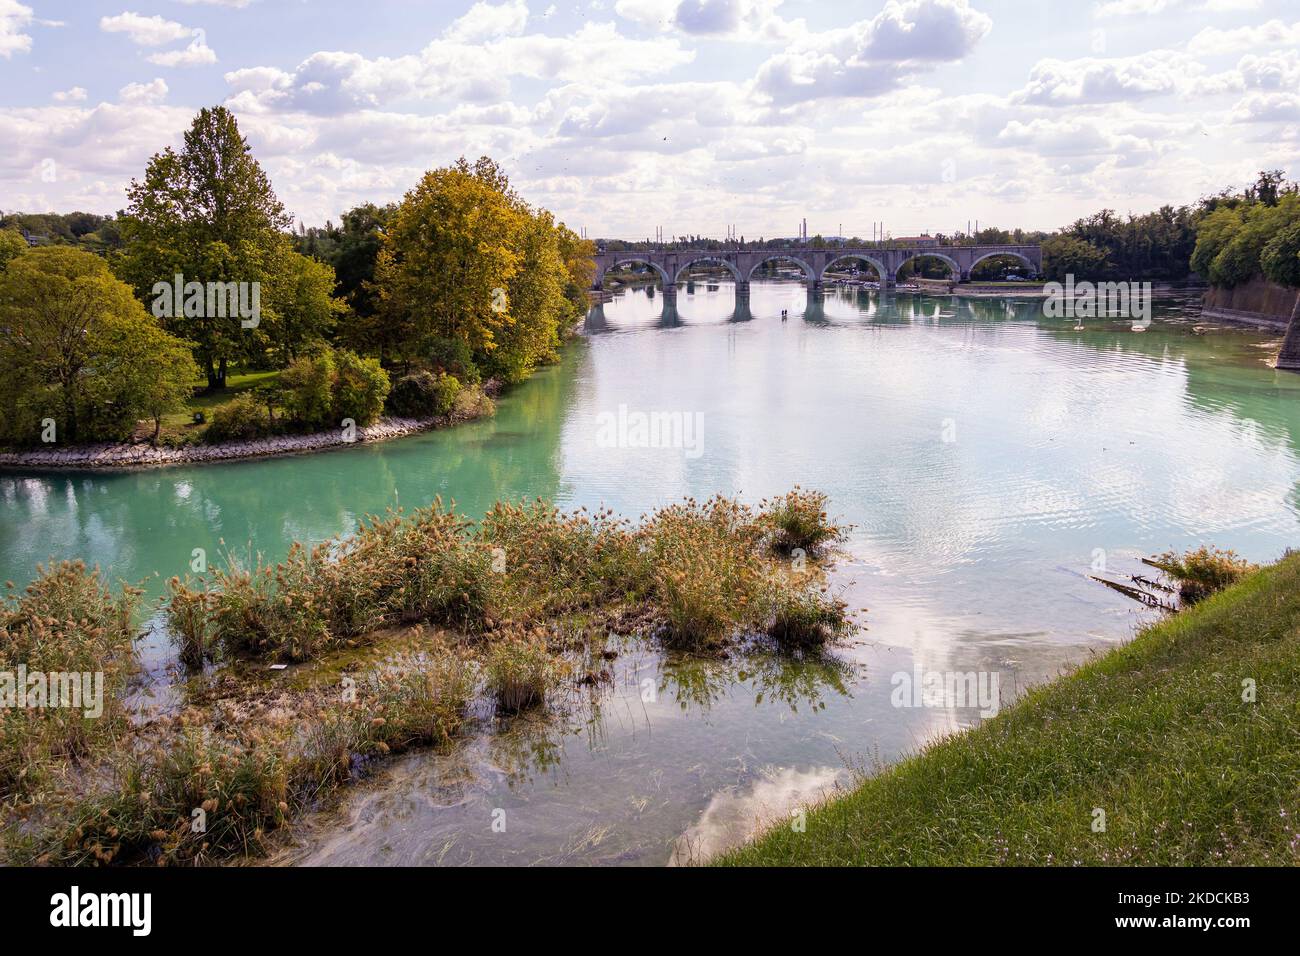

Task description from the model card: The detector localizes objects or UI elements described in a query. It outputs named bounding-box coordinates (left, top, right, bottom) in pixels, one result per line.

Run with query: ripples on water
left=4, top=280, right=1300, bottom=865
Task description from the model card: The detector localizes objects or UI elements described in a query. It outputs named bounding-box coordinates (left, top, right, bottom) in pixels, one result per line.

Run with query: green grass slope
left=719, top=555, right=1300, bottom=866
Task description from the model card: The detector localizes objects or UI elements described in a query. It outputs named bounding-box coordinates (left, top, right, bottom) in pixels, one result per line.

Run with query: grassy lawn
left=159, top=369, right=282, bottom=437
left=718, top=554, right=1300, bottom=866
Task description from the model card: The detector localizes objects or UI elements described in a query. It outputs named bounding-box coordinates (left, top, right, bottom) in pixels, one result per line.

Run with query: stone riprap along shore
left=0, top=417, right=437, bottom=471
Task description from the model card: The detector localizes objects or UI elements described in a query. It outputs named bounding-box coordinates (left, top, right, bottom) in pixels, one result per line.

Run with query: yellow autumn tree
left=375, top=158, right=524, bottom=371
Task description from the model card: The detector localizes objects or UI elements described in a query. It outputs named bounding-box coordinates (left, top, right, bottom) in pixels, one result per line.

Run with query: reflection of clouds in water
left=669, top=765, right=846, bottom=866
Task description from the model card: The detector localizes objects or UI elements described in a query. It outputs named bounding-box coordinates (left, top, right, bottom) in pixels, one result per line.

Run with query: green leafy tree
left=0, top=229, right=27, bottom=271
left=0, top=247, right=196, bottom=445
left=266, top=248, right=346, bottom=363
left=1261, top=222, right=1300, bottom=288
left=89, top=320, right=201, bottom=444
left=556, top=223, right=597, bottom=317
left=488, top=208, right=569, bottom=383
left=1193, top=193, right=1300, bottom=288
left=1042, top=234, right=1109, bottom=281
left=116, top=106, right=293, bottom=389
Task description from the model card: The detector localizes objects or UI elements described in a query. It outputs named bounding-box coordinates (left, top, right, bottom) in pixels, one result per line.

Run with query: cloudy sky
left=1, top=0, right=1297, bottom=238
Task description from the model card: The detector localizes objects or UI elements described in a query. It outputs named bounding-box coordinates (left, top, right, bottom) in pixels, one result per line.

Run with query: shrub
left=386, top=370, right=461, bottom=419
left=1150, top=546, right=1258, bottom=605
left=332, top=349, right=390, bottom=426
left=204, top=393, right=272, bottom=444
left=426, top=336, right=480, bottom=385
left=279, top=350, right=336, bottom=430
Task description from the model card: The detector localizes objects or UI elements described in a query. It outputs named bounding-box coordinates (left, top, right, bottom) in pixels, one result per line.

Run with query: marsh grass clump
left=57, top=725, right=291, bottom=865
left=767, top=587, right=853, bottom=648
left=166, top=489, right=856, bottom=663
left=352, top=651, right=477, bottom=753
left=164, top=577, right=212, bottom=669
left=643, top=496, right=766, bottom=648
left=485, top=638, right=567, bottom=712
left=0, top=562, right=139, bottom=798
left=1149, top=546, right=1258, bottom=605
left=46, top=647, right=476, bottom=866
left=295, top=651, right=476, bottom=790
left=478, top=500, right=646, bottom=620
left=759, top=487, right=847, bottom=556
left=167, top=500, right=496, bottom=663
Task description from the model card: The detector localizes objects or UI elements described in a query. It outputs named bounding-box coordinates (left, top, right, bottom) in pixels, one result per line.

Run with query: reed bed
left=4, top=490, right=854, bottom=865
left=166, top=491, right=854, bottom=663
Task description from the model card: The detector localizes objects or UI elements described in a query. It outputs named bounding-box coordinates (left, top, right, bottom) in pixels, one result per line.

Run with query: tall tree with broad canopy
left=0, top=247, right=198, bottom=445
left=374, top=157, right=524, bottom=370
left=116, top=106, right=293, bottom=390
left=374, top=157, right=593, bottom=381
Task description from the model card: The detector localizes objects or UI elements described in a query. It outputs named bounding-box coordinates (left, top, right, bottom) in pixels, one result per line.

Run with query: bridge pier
left=662, top=283, right=677, bottom=306
left=1276, top=298, right=1300, bottom=371
left=735, top=280, right=750, bottom=301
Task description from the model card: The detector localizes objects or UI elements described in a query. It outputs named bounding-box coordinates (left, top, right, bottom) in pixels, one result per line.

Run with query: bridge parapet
left=592, top=243, right=1042, bottom=291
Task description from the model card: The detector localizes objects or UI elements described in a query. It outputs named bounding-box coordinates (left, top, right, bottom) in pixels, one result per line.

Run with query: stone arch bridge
left=592, top=243, right=1042, bottom=300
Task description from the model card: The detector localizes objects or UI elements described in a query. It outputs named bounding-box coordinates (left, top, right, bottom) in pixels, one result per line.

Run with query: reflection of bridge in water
left=584, top=283, right=1029, bottom=332
left=592, top=243, right=1042, bottom=302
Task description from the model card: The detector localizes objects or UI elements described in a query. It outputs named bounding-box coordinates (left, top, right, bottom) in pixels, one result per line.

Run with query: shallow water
left=4, top=280, right=1299, bottom=864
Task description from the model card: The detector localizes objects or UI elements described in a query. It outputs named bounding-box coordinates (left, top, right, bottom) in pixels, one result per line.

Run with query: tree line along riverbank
left=0, top=106, right=594, bottom=462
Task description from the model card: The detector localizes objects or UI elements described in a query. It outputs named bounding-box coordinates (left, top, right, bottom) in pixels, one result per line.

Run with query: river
left=3, top=280, right=1299, bottom=864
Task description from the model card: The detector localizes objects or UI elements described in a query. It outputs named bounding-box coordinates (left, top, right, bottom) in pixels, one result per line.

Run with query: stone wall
left=1200, top=277, right=1300, bottom=330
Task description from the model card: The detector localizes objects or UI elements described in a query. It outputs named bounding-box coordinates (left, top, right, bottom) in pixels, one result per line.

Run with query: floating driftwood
left=1088, top=575, right=1177, bottom=611
left=1131, top=574, right=1175, bottom=594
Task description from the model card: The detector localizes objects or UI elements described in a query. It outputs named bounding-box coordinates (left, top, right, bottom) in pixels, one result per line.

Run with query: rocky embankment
left=0, top=417, right=435, bottom=470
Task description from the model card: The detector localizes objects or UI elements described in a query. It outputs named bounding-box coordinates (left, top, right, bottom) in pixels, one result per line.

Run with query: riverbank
left=0, top=385, right=497, bottom=471
left=718, top=553, right=1300, bottom=866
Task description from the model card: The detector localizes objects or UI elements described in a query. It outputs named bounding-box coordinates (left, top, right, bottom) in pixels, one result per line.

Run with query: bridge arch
left=674, top=256, right=741, bottom=284
left=747, top=254, right=816, bottom=284
left=896, top=252, right=961, bottom=280
left=601, top=258, right=671, bottom=287
left=969, top=250, right=1036, bottom=277
left=820, top=254, right=887, bottom=283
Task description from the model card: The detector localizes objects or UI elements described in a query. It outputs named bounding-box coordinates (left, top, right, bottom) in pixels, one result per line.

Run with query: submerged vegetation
left=1, top=490, right=853, bottom=866
left=720, top=551, right=1300, bottom=867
